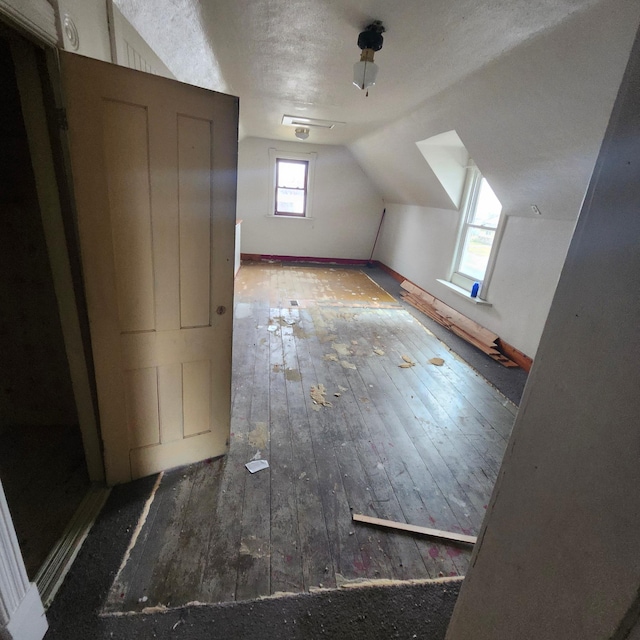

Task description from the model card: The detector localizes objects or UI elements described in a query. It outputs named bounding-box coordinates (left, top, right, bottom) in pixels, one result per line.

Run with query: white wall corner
left=0, top=483, right=47, bottom=640
left=1, top=584, right=47, bottom=640
left=416, top=130, right=469, bottom=210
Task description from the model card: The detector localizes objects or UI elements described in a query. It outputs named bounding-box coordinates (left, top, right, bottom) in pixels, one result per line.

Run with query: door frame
left=10, top=34, right=104, bottom=485
left=0, top=0, right=57, bottom=47
left=0, top=10, right=103, bottom=638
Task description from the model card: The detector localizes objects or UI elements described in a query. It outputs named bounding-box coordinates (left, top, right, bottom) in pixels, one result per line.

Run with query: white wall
left=373, top=203, right=459, bottom=287
left=447, top=24, right=640, bottom=638
left=365, top=0, right=640, bottom=357
left=111, top=5, right=174, bottom=78
left=237, top=137, right=383, bottom=260
left=375, top=205, right=575, bottom=356
left=54, top=0, right=176, bottom=80
left=56, top=0, right=112, bottom=61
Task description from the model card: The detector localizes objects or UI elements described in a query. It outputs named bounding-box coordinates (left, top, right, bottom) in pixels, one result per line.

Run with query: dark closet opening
left=0, top=35, right=90, bottom=579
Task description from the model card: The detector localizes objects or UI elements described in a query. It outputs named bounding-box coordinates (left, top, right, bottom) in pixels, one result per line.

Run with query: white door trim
left=0, top=481, right=48, bottom=640
left=0, top=0, right=57, bottom=46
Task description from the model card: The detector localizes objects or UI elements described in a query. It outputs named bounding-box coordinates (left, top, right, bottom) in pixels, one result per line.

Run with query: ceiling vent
left=282, top=115, right=345, bottom=129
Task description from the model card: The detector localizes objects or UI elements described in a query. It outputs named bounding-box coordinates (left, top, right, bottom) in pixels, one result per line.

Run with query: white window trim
left=436, top=279, right=493, bottom=305
left=448, top=165, right=505, bottom=300
left=268, top=148, right=317, bottom=219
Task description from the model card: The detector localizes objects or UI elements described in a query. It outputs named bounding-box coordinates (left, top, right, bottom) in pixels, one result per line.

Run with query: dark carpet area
left=45, top=474, right=461, bottom=639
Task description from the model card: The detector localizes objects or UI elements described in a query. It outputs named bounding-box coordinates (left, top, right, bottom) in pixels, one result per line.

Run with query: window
left=275, top=158, right=308, bottom=216
left=451, top=167, right=503, bottom=294
left=268, top=149, right=316, bottom=219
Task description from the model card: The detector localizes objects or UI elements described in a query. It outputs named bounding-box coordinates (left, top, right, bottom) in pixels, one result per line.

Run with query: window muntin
left=275, top=159, right=308, bottom=216
left=452, top=171, right=502, bottom=291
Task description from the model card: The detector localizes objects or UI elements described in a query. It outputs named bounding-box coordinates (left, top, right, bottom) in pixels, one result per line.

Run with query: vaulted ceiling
left=113, top=0, right=601, bottom=146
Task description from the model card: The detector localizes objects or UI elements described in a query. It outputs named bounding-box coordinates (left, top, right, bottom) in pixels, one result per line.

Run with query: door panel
left=177, top=115, right=212, bottom=329
left=59, top=52, right=238, bottom=485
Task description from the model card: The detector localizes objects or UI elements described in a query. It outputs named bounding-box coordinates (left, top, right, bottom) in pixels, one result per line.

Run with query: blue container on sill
left=470, top=282, right=480, bottom=298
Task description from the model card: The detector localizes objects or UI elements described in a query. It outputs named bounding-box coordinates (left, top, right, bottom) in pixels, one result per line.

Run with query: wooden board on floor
left=353, top=514, right=477, bottom=545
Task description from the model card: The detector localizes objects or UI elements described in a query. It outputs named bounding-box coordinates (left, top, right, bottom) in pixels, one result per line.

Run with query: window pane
left=471, top=178, right=501, bottom=227
left=458, top=227, right=495, bottom=281
left=277, top=160, right=307, bottom=189
left=276, top=187, right=305, bottom=214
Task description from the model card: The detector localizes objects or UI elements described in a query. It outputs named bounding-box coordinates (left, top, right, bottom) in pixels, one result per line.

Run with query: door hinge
left=55, top=108, right=69, bottom=131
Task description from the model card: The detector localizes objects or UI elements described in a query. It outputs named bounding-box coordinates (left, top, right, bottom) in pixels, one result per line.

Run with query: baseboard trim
left=496, top=338, right=533, bottom=372
left=241, top=253, right=370, bottom=266
left=375, top=260, right=406, bottom=283
left=34, top=484, right=111, bottom=608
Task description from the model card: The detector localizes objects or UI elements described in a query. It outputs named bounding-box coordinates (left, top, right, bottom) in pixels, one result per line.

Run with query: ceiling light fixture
left=282, top=115, right=345, bottom=129
left=353, top=20, right=385, bottom=95
left=294, top=127, right=310, bottom=140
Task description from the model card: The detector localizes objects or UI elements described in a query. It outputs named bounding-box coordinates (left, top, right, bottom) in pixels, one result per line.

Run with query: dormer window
left=450, top=167, right=503, bottom=295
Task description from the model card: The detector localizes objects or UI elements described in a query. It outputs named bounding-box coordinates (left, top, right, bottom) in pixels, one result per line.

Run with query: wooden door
left=59, top=52, right=238, bottom=485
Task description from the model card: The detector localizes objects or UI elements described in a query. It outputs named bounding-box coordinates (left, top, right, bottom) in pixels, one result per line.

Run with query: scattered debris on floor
left=334, top=574, right=462, bottom=590
left=340, top=360, right=357, bottom=370
left=323, top=353, right=339, bottom=362
left=284, top=368, right=302, bottom=382
left=429, top=357, right=445, bottom=366
left=310, top=384, right=332, bottom=407
left=334, top=392, right=341, bottom=397
left=352, top=513, right=476, bottom=545
left=248, top=422, right=268, bottom=449
left=373, top=348, right=385, bottom=356
left=399, top=354, right=416, bottom=368
left=245, top=459, right=269, bottom=474
left=332, top=342, right=352, bottom=356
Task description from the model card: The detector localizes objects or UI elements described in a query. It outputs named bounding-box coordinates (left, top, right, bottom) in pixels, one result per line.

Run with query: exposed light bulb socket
left=360, top=49, right=375, bottom=63
left=357, top=21, right=385, bottom=51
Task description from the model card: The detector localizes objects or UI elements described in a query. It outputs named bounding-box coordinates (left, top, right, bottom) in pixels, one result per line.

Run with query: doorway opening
left=0, top=34, right=90, bottom=580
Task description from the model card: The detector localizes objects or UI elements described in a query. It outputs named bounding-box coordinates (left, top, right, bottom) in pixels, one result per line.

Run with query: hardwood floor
left=104, top=263, right=515, bottom=612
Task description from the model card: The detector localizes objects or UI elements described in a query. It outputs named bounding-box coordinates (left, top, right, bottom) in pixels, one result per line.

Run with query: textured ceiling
left=114, top=0, right=601, bottom=146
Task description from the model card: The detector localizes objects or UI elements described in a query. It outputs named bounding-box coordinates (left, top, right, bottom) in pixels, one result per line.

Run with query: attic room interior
left=1, top=1, right=640, bottom=639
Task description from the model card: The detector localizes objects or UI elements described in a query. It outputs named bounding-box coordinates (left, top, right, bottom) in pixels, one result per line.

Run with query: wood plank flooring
left=104, top=264, right=516, bottom=612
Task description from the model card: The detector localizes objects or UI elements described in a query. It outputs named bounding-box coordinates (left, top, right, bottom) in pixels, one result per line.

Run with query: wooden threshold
left=353, top=514, right=477, bottom=546
left=35, top=484, right=111, bottom=608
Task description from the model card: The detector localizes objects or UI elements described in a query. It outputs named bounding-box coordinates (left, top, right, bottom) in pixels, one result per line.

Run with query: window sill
left=265, top=214, right=314, bottom=220
left=436, top=279, right=492, bottom=306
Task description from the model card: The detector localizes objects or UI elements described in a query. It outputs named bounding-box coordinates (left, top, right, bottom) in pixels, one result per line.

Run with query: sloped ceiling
left=114, top=0, right=601, bottom=145
left=114, top=0, right=638, bottom=214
